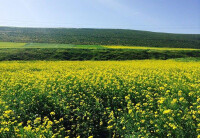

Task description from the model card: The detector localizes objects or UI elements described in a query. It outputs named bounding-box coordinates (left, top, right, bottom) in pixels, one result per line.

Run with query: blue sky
left=0, top=0, right=199, bottom=34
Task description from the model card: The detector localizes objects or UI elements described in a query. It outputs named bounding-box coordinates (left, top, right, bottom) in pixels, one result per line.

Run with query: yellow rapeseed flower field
left=0, top=60, right=199, bottom=137
left=103, top=45, right=199, bottom=51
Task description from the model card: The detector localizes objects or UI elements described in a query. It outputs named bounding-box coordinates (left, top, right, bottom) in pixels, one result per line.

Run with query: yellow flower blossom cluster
left=0, top=60, right=199, bottom=137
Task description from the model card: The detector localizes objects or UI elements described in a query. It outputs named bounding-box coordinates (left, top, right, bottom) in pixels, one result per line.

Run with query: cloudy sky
left=0, top=0, right=199, bottom=34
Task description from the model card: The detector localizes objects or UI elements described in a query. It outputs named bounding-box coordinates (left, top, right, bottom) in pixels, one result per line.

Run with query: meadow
left=0, top=60, right=199, bottom=137
left=0, top=42, right=104, bottom=49
left=0, top=42, right=199, bottom=50
left=0, top=42, right=27, bottom=48
left=0, top=42, right=199, bottom=61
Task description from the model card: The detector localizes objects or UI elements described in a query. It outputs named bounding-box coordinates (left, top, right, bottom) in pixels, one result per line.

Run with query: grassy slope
left=25, top=43, right=106, bottom=49
left=0, top=42, right=105, bottom=49
left=0, top=42, right=199, bottom=51
left=0, top=42, right=27, bottom=48
left=0, top=42, right=199, bottom=61
left=0, top=27, right=200, bottom=49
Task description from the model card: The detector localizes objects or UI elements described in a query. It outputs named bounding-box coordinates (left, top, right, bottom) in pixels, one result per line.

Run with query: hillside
left=0, top=27, right=200, bottom=49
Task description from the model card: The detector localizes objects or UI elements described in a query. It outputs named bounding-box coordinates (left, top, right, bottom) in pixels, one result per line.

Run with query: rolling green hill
left=0, top=27, right=200, bottom=49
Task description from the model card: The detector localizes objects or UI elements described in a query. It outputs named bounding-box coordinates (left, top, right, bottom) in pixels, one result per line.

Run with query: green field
left=0, top=42, right=199, bottom=51
left=24, top=43, right=106, bottom=49
left=0, top=42, right=105, bottom=49
left=0, top=42, right=199, bottom=61
left=0, top=42, right=27, bottom=48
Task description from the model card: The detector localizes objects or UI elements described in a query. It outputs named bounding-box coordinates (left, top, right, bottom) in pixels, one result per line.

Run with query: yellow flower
left=4, top=128, right=9, bottom=132
left=158, top=97, right=165, bottom=104
left=46, top=121, right=53, bottom=129
left=143, top=103, right=148, bottom=106
left=50, top=111, right=55, bottom=116
left=54, top=120, right=60, bottom=124
left=59, top=118, right=64, bottom=122
left=24, top=125, right=32, bottom=131
left=171, top=99, right=177, bottom=104
left=178, top=90, right=182, bottom=96
left=27, top=120, right=32, bottom=125
left=18, top=122, right=23, bottom=126
left=159, top=87, right=164, bottom=90
left=163, top=109, right=172, bottom=114
left=179, top=97, right=184, bottom=102
left=107, top=125, right=113, bottom=129
left=34, top=117, right=41, bottom=124
left=141, top=120, right=145, bottom=123
left=4, top=110, right=13, bottom=114
left=36, top=128, right=40, bottom=132
left=128, top=109, right=133, bottom=114
left=17, top=134, right=22, bottom=137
